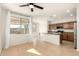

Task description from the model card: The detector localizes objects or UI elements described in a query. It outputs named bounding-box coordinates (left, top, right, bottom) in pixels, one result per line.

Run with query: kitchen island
left=41, top=33, right=60, bottom=45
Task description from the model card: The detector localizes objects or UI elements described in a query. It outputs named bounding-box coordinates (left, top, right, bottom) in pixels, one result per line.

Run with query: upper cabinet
left=63, top=22, right=74, bottom=29
left=49, top=22, right=74, bottom=30
left=49, top=24, right=57, bottom=30
left=57, top=24, right=63, bottom=29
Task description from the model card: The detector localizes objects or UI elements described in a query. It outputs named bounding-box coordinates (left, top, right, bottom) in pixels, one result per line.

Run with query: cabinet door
left=62, top=32, right=68, bottom=40
left=49, top=24, right=57, bottom=30
left=57, top=24, right=63, bottom=29
left=49, top=24, right=52, bottom=30
left=68, top=32, right=74, bottom=42
left=63, top=22, right=74, bottom=29
left=68, top=22, right=74, bottom=29
left=51, top=24, right=57, bottom=29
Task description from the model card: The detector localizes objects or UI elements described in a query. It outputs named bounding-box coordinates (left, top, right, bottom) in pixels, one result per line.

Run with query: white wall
left=32, top=16, right=48, bottom=33
left=5, top=11, right=11, bottom=48
left=77, top=7, right=79, bottom=51
left=0, top=6, right=2, bottom=54
left=0, top=6, right=10, bottom=54
left=10, top=34, right=32, bottom=46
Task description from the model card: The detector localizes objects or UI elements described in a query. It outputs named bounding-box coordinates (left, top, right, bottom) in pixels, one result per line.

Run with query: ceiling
left=1, top=3, right=78, bottom=18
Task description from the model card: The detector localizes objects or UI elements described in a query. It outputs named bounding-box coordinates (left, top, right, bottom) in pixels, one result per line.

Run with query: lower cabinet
left=62, top=32, right=68, bottom=41
left=61, top=32, right=74, bottom=42
left=45, top=34, right=60, bottom=45
left=67, top=32, right=74, bottom=42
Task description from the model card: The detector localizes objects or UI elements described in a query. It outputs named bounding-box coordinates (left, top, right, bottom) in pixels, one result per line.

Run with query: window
left=10, top=16, right=29, bottom=34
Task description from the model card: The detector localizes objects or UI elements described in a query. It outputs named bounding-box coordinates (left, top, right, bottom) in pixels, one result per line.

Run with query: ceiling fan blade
left=34, top=4, right=44, bottom=9
left=19, top=4, right=29, bottom=7
left=31, top=8, right=34, bottom=12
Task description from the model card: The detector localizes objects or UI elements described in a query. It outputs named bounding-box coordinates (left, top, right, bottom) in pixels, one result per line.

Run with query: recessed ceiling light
left=66, top=9, right=70, bottom=13
left=70, top=14, right=73, bottom=16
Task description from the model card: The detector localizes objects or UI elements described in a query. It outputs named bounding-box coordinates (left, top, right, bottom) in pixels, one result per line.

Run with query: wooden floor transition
left=1, top=40, right=79, bottom=56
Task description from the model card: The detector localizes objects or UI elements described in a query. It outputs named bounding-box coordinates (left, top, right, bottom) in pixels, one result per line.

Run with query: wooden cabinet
left=49, top=24, right=57, bottom=30
left=49, top=24, right=63, bottom=30
left=67, top=32, right=74, bottom=42
left=49, top=22, right=74, bottom=30
left=49, top=24, right=52, bottom=30
left=62, top=32, right=68, bottom=40
left=49, top=22, right=74, bottom=43
left=61, top=32, right=74, bottom=42
left=63, top=22, right=74, bottom=29
left=51, top=24, right=57, bottom=29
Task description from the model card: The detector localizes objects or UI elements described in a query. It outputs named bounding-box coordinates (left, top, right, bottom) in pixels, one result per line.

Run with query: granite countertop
left=48, top=33, right=61, bottom=35
left=48, top=31, right=61, bottom=35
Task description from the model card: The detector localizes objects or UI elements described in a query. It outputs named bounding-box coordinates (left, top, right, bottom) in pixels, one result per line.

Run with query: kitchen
left=48, top=20, right=77, bottom=49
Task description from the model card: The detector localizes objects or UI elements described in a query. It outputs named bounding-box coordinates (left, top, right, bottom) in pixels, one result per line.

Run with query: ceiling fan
left=19, top=3, right=44, bottom=12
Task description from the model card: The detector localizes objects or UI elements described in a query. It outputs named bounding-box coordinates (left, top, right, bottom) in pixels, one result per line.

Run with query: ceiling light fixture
left=29, top=5, right=34, bottom=8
